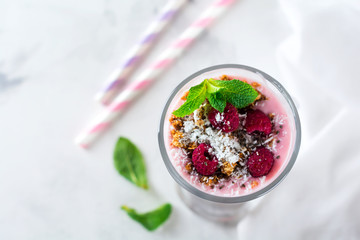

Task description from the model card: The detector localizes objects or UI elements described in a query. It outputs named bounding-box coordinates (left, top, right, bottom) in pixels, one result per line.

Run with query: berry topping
left=246, top=147, right=274, bottom=177
left=244, top=109, right=272, bottom=135
left=208, top=103, right=240, bottom=133
left=192, top=143, right=219, bottom=176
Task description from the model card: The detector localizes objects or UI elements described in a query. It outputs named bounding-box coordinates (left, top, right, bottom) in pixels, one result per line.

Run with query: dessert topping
left=192, top=143, right=219, bottom=176
left=246, top=147, right=274, bottom=177
left=208, top=103, right=240, bottom=133
left=173, top=78, right=258, bottom=117
left=244, top=109, right=272, bottom=135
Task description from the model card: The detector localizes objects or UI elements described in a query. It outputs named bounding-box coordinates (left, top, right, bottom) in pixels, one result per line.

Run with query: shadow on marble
left=0, top=72, right=24, bottom=93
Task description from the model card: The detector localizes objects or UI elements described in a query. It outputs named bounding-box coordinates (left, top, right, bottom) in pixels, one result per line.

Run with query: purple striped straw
left=95, top=0, right=188, bottom=105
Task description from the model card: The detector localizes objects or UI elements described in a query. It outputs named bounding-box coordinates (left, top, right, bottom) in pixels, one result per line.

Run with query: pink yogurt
left=164, top=71, right=295, bottom=197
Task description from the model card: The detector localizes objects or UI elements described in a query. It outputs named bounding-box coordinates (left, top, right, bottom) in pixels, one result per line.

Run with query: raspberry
left=244, top=109, right=272, bottom=135
left=192, top=143, right=218, bottom=176
left=246, top=147, right=274, bottom=177
left=208, top=103, right=240, bottom=133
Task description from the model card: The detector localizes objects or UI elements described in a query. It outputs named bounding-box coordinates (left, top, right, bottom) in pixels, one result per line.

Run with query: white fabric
left=237, top=0, right=360, bottom=239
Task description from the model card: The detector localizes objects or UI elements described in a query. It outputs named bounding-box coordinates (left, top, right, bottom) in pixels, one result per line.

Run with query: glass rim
left=158, top=64, right=301, bottom=203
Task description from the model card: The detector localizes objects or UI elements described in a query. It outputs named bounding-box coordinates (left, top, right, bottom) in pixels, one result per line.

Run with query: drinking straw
left=95, top=0, right=188, bottom=105
left=75, top=0, right=236, bottom=148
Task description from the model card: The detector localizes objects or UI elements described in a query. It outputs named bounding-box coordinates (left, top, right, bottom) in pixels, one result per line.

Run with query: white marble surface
left=1, top=0, right=360, bottom=239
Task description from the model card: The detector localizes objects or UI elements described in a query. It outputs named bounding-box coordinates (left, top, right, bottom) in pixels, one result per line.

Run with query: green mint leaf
left=172, top=81, right=206, bottom=117
left=204, top=78, right=222, bottom=93
left=210, top=79, right=258, bottom=108
left=114, top=137, right=148, bottom=189
left=121, top=203, right=172, bottom=231
left=207, top=91, right=226, bottom=112
left=173, top=78, right=258, bottom=117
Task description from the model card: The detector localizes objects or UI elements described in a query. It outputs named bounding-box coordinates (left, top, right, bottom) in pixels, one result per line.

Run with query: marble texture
left=1, top=0, right=359, bottom=239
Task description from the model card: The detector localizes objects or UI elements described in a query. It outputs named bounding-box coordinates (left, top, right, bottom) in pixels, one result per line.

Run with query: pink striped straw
left=75, top=0, right=236, bottom=148
left=95, top=0, right=188, bottom=105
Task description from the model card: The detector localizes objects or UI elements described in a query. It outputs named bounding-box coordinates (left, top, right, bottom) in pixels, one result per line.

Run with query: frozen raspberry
left=246, top=147, right=274, bottom=177
left=244, top=109, right=272, bottom=135
left=192, top=143, right=218, bottom=176
left=208, top=103, right=240, bottom=133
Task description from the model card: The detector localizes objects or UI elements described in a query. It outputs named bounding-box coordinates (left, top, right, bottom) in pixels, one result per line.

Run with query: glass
left=158, top=64, right=301, bottom=222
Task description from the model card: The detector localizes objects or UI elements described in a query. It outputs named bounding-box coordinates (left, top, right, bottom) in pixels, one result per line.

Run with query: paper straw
left=75, top=0, right=236, bottom=148
left=95, top=0, right=187, bottom=105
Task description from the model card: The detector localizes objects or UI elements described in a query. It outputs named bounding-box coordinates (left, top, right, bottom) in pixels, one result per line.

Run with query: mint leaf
left=173, top=78, right=258, bottom=117
left=114, top=137, right=148, bottom=189
left=121, top=203, right=172, bottom=231
left=204, top=78, right=222, bottom=93
left=207, top=91, right=226, bottom=112
left=173, top=81, right=206, bottom=117
left=210, top=79, right=258, bottom=109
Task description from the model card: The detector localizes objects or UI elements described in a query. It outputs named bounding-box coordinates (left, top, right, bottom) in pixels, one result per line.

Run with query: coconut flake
left=183, top=121, right=195, bottom=133
left=184, top=123, right=241, bottom=164
left=215, top=112, right=224, bottom=122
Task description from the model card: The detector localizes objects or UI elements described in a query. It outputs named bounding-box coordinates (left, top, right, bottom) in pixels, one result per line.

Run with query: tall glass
left=158, top=64, right=301, bottom=222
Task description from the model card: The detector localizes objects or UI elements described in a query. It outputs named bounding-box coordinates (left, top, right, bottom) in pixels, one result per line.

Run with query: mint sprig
left=173, top=79, right=258, bottom=117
